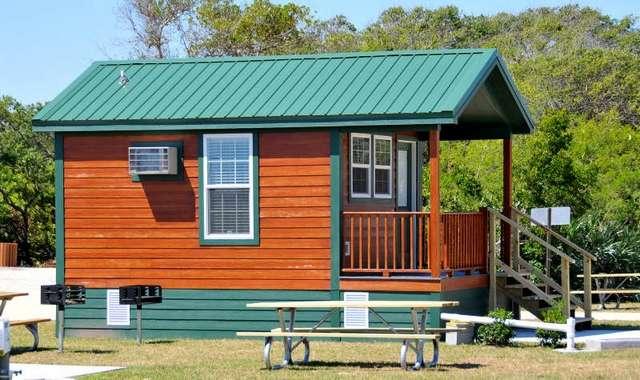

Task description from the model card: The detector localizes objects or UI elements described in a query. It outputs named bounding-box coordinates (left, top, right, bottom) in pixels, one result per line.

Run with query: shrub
left=476, top=308, right=514, bottom=346
left=536, top=301, right=566, bottom=347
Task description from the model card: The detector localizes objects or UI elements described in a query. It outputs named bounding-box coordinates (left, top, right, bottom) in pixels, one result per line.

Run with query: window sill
left=199, top=236, right=260, bottom=246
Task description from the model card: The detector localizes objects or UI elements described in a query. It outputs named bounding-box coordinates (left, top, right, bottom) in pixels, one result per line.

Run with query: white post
left=0, top=319, right=10, bottom=379
left=566, top=317, right=576, bottom=351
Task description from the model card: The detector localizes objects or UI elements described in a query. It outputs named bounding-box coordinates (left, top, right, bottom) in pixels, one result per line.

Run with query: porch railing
left=342, top=210, right=488, bottom=277
left=342, top=211, right=430, bottom=275
left=442, top=211, right=488, bottom=273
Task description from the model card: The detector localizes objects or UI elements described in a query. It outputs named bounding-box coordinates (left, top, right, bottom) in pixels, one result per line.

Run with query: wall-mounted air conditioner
left=128, top=146, right=178, bottom=175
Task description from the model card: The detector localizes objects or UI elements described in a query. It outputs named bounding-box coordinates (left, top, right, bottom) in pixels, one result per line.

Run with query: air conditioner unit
left=128, top=146, right=178, bottom=175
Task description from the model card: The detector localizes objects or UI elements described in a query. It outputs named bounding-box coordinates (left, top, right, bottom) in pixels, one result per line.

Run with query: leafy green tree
left=189, top=0, right=315, bottom=56
left=0, top=97, right=54, bottom=265
left=514, top=110, right=591, bottom=216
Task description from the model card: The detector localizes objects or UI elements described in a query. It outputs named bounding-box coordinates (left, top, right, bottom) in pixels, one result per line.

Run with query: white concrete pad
left=10, top=363, right=122, bottom=380
left=0, top=268, right=56, bottom=320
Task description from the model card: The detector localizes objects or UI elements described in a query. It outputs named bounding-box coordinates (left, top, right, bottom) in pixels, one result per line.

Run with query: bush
left=476, top=308, right=515, bottom=346
left=536, top=301, right=566, bottom=347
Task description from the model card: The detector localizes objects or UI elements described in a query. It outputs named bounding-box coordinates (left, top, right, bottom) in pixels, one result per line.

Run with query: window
left=350, top=133, right=393, bottom=199
left=350, top=133, right=371, bottom=198
left=374, top=136, right=392, bottom=198
left=202, top=134, right=255, bottom=241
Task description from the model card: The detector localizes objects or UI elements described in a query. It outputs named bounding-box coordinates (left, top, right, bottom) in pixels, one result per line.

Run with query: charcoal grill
left=40, top=284, right=86, bottom=352
left=119, top=285, right=162, bottom=344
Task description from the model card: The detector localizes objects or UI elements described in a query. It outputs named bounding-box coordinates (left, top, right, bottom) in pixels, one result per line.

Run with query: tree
left=0, top=97, right=54, bottom=265
left=188, top=0, right=315, bottom=56
left=514, top=110, right=591, bottom=216
left=120, top=0, right=196, bottom=58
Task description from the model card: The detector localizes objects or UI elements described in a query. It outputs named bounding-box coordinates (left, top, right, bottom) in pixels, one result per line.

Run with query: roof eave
left=451, top=53, right=535, bottom=135
left=32, top=114, right=456, bottom=133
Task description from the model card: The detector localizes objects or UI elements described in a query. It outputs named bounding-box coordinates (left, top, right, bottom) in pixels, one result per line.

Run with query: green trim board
left=198, top=132, right=260, bottom=246
left=329, top=130, right=342, bottom=326
left=64, top=289, right=331, bottom=339
left=129, top=140, right=184, bottom=182
left=54, top=133, right=65, bottom=285
left=33, top=49, right=534, bottom=137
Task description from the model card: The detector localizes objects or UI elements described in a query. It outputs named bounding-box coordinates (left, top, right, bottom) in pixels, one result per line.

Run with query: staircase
left=487, top=208, right=596, bottom=329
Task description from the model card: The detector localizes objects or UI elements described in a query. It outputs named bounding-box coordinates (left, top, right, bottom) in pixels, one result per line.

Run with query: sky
left=0, top=0, right=636, bottom=104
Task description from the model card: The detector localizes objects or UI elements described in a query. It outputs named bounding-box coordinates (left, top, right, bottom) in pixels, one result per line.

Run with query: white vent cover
left=128, top=146, right=178, bottom=175
left=343, top=292, right=369, bottom=329
left=106, top=289, right=130, bottom=326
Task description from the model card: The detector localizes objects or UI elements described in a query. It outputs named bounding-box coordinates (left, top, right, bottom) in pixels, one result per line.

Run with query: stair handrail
left=511, top=208, right=597, bottom=261
left=487, top=208, right=575, bottom=264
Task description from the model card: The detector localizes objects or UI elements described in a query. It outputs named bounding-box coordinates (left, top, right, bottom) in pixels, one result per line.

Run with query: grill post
left=41, top=284, right=86, bottom=353
left=57, top=306, right=65, bottom=353
left=136, top=305, right=143, bottom=344
left=119, top=285, right=162, bottom=344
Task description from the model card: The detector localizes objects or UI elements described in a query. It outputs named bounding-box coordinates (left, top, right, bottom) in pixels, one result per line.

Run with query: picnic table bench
left=0, top=291, right=51, bottom=351
left=236, top=300, right=459, bottom=370
left=574, top=273, right=640, bottom=309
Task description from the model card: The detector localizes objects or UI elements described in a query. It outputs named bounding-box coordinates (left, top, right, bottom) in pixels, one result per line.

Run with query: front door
left=397, top=140, right=417, bottom=268
left=396, top=141, right=416, bottom=211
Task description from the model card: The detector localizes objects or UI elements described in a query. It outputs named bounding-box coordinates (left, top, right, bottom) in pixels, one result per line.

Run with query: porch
left=341, top=210, right=488, bottom=278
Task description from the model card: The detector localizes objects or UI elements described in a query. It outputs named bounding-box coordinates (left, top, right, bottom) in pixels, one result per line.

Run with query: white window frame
left=350, top=133, right=371, bottom=198
left=202, top=133, right=254, bottom=240
left=373, top=135, right=393, bottom=199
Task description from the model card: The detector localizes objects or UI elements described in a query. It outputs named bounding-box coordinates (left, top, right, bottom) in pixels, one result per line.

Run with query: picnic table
left=0, top=292, right=28, bottom=316
left=575, top=273, right=640, bottom=309
left=0, top=291, right=50, bottom=350
left=237, top=300, right=459, bottom=370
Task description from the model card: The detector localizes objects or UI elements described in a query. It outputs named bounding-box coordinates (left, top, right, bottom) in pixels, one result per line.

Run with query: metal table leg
left=0, top=300, right=6, bottom=316
left=277, top=308, right=296, bottom=367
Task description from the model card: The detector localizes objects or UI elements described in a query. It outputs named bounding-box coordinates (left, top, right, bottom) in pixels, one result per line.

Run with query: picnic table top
left=0, top=291, right=28, bottom=300
left=578, top=273, right=640, bottom=278
left=246, top=300, right=460, bottom=309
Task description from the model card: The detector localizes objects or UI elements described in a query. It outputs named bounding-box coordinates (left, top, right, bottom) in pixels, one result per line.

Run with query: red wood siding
left=63, top=132, right=331, bottom=290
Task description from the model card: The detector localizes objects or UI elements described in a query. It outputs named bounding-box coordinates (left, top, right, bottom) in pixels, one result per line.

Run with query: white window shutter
left=106, top=289, right=130, bottom=326
left=343, top=292, right=369, bottom=329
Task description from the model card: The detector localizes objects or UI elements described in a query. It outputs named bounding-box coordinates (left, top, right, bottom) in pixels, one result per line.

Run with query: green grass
left=8, top=322, right=640, bottom=379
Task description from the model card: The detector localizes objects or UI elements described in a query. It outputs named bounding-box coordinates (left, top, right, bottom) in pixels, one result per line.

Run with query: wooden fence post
left=561, top=256, right=571, bottom=318
left=583, top=257, right=592, bottom=319
left=488, top=212, right=497, bottom=311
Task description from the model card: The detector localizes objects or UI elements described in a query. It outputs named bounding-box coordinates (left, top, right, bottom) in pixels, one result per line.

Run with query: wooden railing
left=342, top=210, right=489, bottom=277
left=487, top=208, right=595, bottom=319
left=442, top=211, right=488, bottom=273
left=342, top=212, right=430, bottom=275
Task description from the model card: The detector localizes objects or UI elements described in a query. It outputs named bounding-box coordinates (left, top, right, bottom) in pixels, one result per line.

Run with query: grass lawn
left=8, top=322, right=640, bottom=379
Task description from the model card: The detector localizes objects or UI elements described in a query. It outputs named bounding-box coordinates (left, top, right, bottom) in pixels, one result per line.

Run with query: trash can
left=446, top=321, right=475, bottom=345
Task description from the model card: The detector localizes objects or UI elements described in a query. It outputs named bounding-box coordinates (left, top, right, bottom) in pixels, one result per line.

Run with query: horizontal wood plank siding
left=63, top=132, right=331, bottom=289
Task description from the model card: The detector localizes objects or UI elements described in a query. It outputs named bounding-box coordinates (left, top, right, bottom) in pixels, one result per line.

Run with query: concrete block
left=585, top=338, right=640, bottom=351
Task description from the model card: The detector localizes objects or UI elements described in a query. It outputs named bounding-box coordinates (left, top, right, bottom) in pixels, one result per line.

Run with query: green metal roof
left=33, top=49, right=534, bottom=136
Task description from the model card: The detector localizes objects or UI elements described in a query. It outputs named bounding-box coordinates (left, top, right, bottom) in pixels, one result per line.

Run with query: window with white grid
left=203, top=134, right=254, bottom=240
left=350, top=133, right=371, bottom=198
left=374, top=135, right=392, bottom=198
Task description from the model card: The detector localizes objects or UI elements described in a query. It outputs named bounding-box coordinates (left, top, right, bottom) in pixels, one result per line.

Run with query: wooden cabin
left=33, top=49, right=534, bottom=338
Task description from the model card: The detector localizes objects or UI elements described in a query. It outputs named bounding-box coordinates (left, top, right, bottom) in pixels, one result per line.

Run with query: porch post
left=501, top=137, right=513, bottom=263
left=428, top=127, right=441, bottom=278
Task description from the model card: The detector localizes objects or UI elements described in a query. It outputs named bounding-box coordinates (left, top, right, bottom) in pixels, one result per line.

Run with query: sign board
left=530, top=207, right=571, bottom=226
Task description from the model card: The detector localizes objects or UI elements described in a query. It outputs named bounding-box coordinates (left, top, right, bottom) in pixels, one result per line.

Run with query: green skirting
left=64, top=288, right=488, bottom=339
left=65, top=289, right=331, bottom=339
